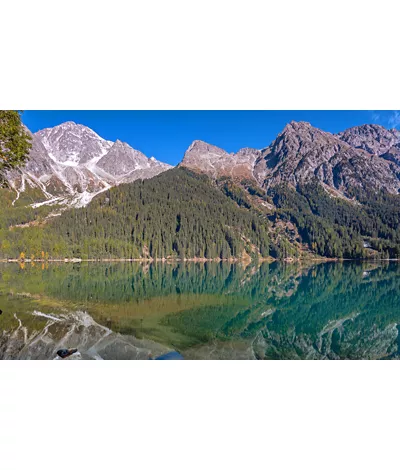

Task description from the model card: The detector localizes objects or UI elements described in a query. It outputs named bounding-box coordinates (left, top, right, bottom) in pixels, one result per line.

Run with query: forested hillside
left=269, top=182, right=400, bottom=259
left=1, top=117, right=400, bottom=261
left=1, top=166, right=399, bottom=260
left=0, top=184, right=66, bottom=259
left=8, top=168, right=268, bottom=260
left=50, top=168, right=271, bottom=259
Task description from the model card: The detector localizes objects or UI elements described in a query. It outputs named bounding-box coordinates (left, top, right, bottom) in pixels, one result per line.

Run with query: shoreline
left=0, top=257, right=398, bottom=264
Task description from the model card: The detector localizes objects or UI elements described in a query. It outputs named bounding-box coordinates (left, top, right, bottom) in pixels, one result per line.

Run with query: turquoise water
left=0, top=261, right=399, bottom=359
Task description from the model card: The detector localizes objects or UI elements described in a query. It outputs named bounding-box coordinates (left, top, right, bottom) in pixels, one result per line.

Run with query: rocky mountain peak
left=96, top=140, right=150, bottom=177
left=274, top=121, right=330, bottom=146
left=283, top=120, right=313, bottom=132
left=7, top=122, right=172, bottom=209
left=185, top=140, right=228, bottom=156
left=36, top=121, right=113, bottom=165
left=254, top=121, right=400, bottom=194
left=60, top=120, right=78, bottom=127
left=279, top=120, right=336, bottom=141
left=261, top=121, right=346, bottom=167
left=8, top=118, right=400, bottom=215
left=181, top=140, right=258, bottom=180
left=338, top=124, right=400, bottom=156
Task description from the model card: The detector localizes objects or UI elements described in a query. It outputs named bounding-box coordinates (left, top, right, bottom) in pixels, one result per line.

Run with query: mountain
left=96, top=140, right=170, bottom=182
left=12, top=120, right=399, bottom=214
left=254, top=121, right=400, bottom=195
left=42, top=167, right=270, bottom=260
left=337, top=124, right=400, bottom=157
left=177, top=121, right=400, bottom=259
left=181, top=140, right=260, bottom=180
left=7, top=121, right=172, bottom=209
left=337, top=123, right=400, bottom=175
left=36, top=121, right=113, bottom=165
left=181, top=122, right=400, bottom=196
left=1, top=120, right=399, bottom=261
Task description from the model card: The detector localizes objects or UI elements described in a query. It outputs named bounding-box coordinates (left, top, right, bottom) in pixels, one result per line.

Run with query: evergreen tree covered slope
left=1, top=167, right=399, bottom=261
left=180, top=121, right=400, bottom=259
left=269, top=182, right=400, bottom=259
left=47, top=168, right=270, bottom=260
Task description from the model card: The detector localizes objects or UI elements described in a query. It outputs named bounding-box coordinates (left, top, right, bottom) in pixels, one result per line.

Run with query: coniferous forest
left=0, top=168, right=399, bottom=261
left=12, top=168, right=270, bottom=260
left=270, top=181, right=400, bottom=259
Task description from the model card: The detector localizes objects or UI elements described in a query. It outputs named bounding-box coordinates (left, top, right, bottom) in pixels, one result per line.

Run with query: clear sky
left=22, top=111, right=400, bottom=166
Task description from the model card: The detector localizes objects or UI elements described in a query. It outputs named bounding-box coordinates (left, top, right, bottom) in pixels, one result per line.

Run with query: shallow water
left=0, top=261, right=399, bottom=359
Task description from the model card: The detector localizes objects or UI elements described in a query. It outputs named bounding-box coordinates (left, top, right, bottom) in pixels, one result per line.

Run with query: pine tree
left=0, top=111, right=32, bottom=183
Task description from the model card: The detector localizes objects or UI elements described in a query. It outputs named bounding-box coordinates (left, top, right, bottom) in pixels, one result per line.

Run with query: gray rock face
left=254, top=121, right=400, bottom=194
left=337, top=123, right=400, bottom=170
left=23, top=128, right=54, bottom=176
left=118, top=160, right=172, bottom=184
left=36, top=121, right=113, bottom=165
left=181, top=121, right=400, bottom=196
left=337, top=124, right=400, bottom=156
left=181, top=140, right=260, bottom=180
left=7, top=122, right=172, bottom=208
left=7, top=119, right=400, bottom=212
left=97, top=140, right=150, bottom=176
left=382, top=145, right=400, bottom=168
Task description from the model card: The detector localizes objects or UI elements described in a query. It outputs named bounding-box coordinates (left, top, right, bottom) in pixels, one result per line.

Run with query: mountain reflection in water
left=0, top=261, right=399, bottom=359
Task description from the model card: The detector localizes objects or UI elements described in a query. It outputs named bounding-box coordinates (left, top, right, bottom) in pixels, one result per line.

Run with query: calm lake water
left=0, top=261, right=399, bottom=359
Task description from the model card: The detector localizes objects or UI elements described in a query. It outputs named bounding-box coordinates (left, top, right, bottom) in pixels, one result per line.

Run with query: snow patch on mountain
left=8, top=122, right=173, bottom=211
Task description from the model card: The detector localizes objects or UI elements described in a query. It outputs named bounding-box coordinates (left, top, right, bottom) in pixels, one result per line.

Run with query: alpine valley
left=1, top=120, right=399, bottom=261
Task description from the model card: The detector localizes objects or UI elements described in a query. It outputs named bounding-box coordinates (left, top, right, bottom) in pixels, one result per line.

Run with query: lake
left=0, top=261, right=399, bottom=359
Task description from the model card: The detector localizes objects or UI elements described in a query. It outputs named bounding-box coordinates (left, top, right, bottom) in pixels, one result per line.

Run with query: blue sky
left=22, top=111, right=400, bottom=166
